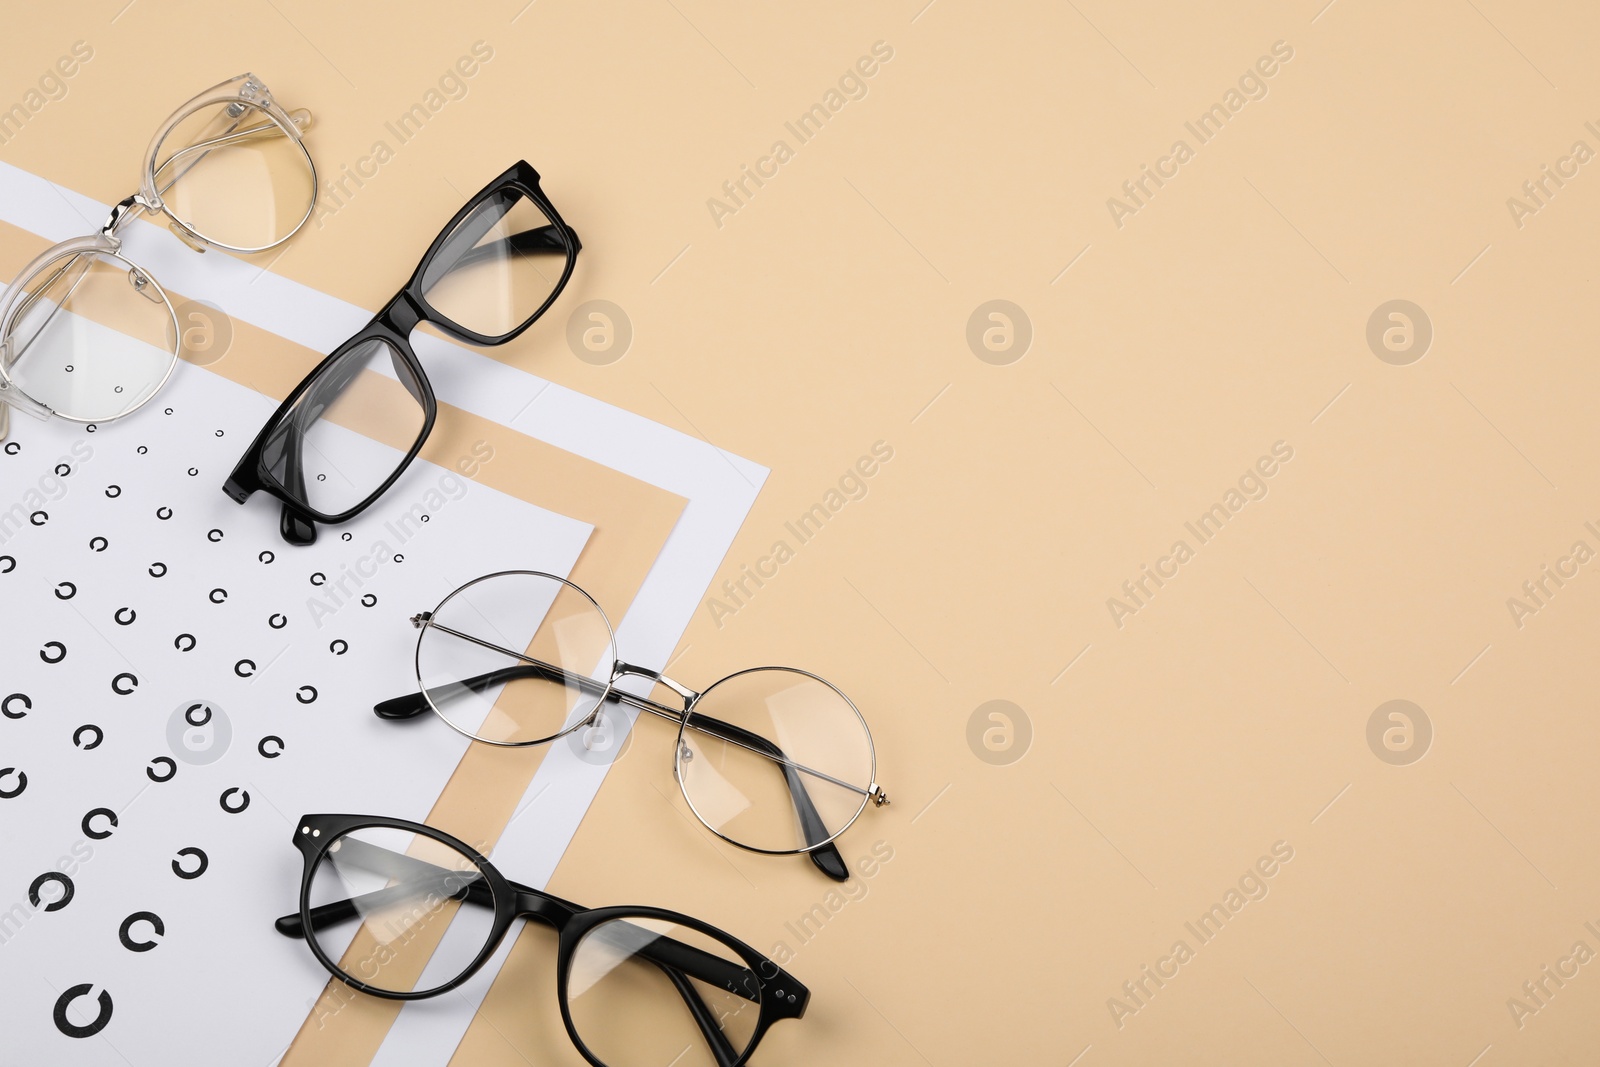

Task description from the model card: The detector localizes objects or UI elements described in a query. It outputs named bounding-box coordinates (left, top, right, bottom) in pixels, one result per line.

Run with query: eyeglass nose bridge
left=612, top=660, right=698, bottom=704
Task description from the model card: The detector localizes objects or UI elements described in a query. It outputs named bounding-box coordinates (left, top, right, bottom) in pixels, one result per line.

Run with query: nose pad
left=677, top=741, right=694, bottom=765
left=287, top=107, right=313, bottom=132
left=581, top=715, right=609, bottom=751
left=168, top=222, right=208, bottom=253
left=126, top=267, right=164, bottom=303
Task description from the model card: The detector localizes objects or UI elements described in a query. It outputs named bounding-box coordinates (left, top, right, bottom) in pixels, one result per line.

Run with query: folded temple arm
left=273, top=841, right=762, bottom=1003
left=273, top=846, right=758, bottom=1066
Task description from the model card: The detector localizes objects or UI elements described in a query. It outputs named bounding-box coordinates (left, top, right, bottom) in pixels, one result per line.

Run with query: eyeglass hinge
left=410, top=611, right=432, bottom=630
left=870, top=785, right=890, bottom=807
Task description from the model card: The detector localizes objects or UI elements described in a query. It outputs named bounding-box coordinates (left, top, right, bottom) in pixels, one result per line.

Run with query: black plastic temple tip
left=280, top=505, right=317, bottom=545
left=274, top=913, right=306, bottom=938
left=374, top=693, right=429, bottom=720
left=809, top=842, right=849, bottom=881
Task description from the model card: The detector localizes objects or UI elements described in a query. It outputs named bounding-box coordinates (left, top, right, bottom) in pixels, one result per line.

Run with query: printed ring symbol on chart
left=81, top=808, right=117, bottom=839
left=3, top=692, right=31, bottom=718
left=74, top=724, right=103, bottom=749
left=28, top=871, right=74, bottom=912
left=219, top=788, right=249, bottom=813
left=171, top=848, right=208, bottom=879
left=0, top=768, right=26, bottom=798
left=53, top=984, right=112, bottom=1039
left=146, top=757, right=176, bottom=782
left=40, top=641, right=66, bottom=663
left=118, top=912, right=164, bottom=952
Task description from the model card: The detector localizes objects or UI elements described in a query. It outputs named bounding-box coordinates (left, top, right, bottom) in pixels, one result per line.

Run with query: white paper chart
left=0, top=363, right=594, bottom=1065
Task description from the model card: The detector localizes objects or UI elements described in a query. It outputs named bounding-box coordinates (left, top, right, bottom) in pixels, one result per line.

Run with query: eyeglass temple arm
left=661, top=965, right=742, bottom=1067
left=448, top=225, right=580, bottom=273
left=1, top=250, right=102, bottom=395
left=373, top=665, right=854, bottom=882
left=149, top=109, right=312, bottom=203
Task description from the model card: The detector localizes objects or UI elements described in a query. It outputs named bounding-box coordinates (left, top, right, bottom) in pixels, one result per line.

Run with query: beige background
left=7, top=1, right=1600, bottom=1063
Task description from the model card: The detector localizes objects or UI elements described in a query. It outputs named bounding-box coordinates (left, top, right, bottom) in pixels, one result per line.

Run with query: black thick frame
left=276, top=814, right=807, bottom=1067
left=222, top=160, right=580, bottom=545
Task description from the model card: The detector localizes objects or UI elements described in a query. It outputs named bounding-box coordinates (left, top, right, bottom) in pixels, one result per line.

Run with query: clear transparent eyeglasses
left=0, top=73, right=316, bottom=440
left=374, top=570, right=890, bottom=882
left=276, top=814, right=809, bottom=1067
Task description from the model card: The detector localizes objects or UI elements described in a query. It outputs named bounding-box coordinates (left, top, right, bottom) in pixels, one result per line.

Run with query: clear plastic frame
left=0, top=73, right=316, bottom=438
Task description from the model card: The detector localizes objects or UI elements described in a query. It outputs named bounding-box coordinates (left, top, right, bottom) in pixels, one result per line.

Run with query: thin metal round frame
left=414, top=569, right=619, bottom=748
left=677, top=664, right=877, bottom=858
left=391, top=569, right=888, bottom=879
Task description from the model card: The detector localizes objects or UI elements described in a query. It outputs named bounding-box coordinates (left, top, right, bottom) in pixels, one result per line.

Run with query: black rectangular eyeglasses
left=277, top=814, right=807, bottom=1067
left=221, top=159, right=579, bottom=544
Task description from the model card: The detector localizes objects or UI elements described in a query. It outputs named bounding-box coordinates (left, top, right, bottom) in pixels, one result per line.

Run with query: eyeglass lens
left=680, top=667, right=875, bottom=854
left=417, top=570, right=616, bottom=745
left=418, top=187, right=568, bottom=339
left=153, top=100, right=315, bottom=250
left=307, top=825, right=498, bottom=996
left=258, top=337, right=429, bottom=516
left=4, top=249, right=176, bottom=422
left=567, top=915, right=763, bottom=1067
